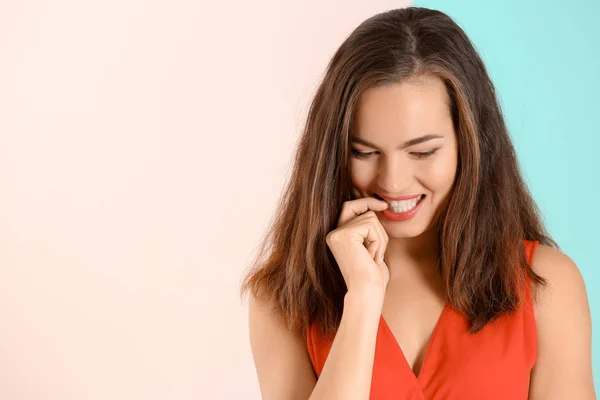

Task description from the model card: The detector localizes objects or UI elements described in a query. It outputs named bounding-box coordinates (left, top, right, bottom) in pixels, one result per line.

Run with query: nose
left=377, top=155, right=412, bottom=194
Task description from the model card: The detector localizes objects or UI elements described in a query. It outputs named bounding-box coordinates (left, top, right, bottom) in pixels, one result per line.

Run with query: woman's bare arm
left=248, top=288, right=383, bottom=400
left=248, top=292, right=316, bottom=400
left=528, top=244, right=596, bottom=399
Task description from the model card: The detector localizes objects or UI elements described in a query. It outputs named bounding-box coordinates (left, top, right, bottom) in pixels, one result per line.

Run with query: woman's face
left=350, top=75, right=459, bottom=239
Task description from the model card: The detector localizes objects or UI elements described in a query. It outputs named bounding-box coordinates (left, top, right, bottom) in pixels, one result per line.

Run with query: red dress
left=306, top=240, right=539, bottom=399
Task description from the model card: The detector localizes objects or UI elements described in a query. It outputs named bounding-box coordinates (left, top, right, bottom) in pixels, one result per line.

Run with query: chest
left=371, top=304, right=535, bottom=400
left=380, top=288, right=447, bottom=377
left=307, top=296, right=536, bottom=400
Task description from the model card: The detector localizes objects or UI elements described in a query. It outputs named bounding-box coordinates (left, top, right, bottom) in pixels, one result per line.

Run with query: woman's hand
left=326, top=192, right=391, bottom=298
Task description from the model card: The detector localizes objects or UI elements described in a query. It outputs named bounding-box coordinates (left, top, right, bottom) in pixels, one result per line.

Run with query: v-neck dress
left=306, top=239, right=539, bottom=399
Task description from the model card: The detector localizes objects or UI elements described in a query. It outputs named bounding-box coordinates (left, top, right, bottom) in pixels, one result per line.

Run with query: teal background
left=414, top=0, right=600, bottom=389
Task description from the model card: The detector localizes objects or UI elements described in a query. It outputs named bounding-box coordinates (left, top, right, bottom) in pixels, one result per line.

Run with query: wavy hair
left=240, top=7, right=556, bottom=337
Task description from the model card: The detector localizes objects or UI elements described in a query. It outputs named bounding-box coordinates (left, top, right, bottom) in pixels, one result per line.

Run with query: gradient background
left=0, top=0, right=597, bottom=398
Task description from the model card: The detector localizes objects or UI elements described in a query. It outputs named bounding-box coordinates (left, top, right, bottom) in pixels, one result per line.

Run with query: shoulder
left=529, top=244, right=587, bottom=309
left=529, top=243, right=589, bottom=324
left=247, top=288, right=317, bottom=399
left=527, top=244, right=595, bottom=398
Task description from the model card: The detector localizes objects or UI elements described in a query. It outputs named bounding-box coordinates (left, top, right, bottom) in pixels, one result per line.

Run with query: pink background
left=0, top=0, right=411, bottom=398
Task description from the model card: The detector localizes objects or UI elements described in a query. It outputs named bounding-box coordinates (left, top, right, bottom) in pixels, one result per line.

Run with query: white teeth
left=386, top=195, right=423, bottom=213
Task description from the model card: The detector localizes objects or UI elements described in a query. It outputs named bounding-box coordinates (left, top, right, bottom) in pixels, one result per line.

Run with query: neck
left=385, top=228, right=441, bottom=283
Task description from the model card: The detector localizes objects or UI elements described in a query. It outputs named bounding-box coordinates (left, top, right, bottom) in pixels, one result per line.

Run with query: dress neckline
left=380, top=302, right=450, bottom=382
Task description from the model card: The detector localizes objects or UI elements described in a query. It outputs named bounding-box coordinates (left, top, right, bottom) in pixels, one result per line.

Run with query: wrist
left=344, top=287, right=385, bottom=312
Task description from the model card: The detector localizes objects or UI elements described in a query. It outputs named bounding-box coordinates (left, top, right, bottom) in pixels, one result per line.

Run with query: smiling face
left=350, top=74, right=459, bottom=239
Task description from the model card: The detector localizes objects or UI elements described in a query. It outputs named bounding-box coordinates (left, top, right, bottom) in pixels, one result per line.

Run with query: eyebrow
left=350, top=133, right=444, bottom=150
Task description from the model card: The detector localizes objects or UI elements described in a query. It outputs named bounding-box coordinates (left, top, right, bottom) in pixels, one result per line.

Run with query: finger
left=378, top=248, right=387, bottom=265
left=371, top=216, right=389, bottom=263
left=353, top=211, right=388, bottom=264
left=379, top=258, right=390, bottom=287
left=382, top=254, right=389, bottom=266
left=366, top=240, right=377, bottom=261
left=338, top=197, right=388, bottom=227
left=349, top=219, right=383, bottom=260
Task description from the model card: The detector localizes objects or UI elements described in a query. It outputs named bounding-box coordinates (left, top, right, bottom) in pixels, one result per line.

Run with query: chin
left=379, top=218, right=430, bottom=238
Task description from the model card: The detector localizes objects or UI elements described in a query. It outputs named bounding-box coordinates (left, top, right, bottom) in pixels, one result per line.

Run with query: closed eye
left=350, top=148, right=376, bottom=159
left=411, top=149, right=438, bottom=158
left=350, top=148, right=439, bottom=159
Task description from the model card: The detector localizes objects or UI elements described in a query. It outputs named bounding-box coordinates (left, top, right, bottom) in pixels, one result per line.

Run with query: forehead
left=353, top=76, right=452, bottom=139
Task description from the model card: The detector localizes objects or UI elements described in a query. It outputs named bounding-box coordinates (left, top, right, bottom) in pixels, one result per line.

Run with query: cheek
left=349, top=160, right=375, bottom=188
left=418, top=154, right=458, bottom=192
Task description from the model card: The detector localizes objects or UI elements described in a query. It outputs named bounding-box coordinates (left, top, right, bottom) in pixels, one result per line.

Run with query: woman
left=241, top=7, right=595, bottom=400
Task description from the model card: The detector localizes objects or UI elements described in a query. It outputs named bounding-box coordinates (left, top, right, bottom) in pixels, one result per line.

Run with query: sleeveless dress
left=306, top=239, right=539, bottom=399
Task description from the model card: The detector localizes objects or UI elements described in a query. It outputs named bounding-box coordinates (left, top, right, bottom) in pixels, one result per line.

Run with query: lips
left=380, top=194, right=425, bottom=221
left=376, top=193, right=424, bottom=201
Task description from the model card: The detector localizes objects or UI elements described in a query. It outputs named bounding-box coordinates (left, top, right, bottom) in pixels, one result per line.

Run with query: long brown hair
left=240, top=7, right=556, bottom=337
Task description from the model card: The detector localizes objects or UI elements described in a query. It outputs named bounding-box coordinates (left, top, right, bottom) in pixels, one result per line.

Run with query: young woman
left=241, top=7, right=595, bottom=400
